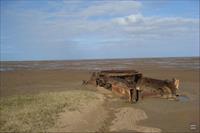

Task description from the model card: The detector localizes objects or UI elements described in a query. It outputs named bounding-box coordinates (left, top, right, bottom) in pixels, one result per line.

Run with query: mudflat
left=0, top=57, right=199, bottom=132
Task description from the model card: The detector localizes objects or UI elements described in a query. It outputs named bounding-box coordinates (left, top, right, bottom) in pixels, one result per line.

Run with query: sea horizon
left=1, top=56, right=199, bottom=72
left=1, top=56, right=199, bottom=62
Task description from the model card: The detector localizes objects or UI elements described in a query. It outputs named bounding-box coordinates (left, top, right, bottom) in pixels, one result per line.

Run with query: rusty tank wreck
left=84, top=69, right=180, bottom=103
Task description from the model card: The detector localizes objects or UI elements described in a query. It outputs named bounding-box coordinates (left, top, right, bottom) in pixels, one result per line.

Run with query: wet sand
left=0, top=57, right=199, bottom=132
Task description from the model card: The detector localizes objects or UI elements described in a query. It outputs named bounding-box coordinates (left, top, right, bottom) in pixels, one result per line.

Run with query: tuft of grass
left=0, top=90, right=98, bottom=132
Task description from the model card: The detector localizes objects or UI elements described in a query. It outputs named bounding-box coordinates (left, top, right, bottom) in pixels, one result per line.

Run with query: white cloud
left=80, top=1, right=141, bottom=18
left=8, top=0, right=196, bottom=41
left=113, top=14, right=198, bottom=26
left=126, top=14, right=143, bottom=23
left=113, top=14, right=143, bottom=25
left=112, top=13, right=198, bottom=38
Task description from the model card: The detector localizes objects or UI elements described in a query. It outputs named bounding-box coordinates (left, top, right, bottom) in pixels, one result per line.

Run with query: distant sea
left=0, top=57, right=199, bottom=72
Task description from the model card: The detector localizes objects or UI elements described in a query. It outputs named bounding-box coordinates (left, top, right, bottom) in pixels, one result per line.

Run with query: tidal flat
left=0, top=57, right=199, bottom=132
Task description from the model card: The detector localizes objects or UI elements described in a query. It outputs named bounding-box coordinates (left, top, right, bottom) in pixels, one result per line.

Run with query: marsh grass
left=0, top=90, right=98, bottom=132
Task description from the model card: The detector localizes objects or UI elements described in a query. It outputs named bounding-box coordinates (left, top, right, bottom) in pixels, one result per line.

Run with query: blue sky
left=0, top=0, right=199, bottom=61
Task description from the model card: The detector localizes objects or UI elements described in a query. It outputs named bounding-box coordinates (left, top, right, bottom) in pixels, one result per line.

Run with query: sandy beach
left=0, top=57, right=199, bottom=132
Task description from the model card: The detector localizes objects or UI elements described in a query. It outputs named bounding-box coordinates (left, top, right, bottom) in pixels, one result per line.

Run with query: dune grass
left=0, top=90, right=98, bottom=132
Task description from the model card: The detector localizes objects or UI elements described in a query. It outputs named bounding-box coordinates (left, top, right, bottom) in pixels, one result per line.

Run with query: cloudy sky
left=0, top=0, right=199, bottom=61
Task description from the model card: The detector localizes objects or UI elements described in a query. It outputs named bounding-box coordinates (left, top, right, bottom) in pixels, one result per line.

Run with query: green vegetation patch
left=0, top=90, right=98, bottom=132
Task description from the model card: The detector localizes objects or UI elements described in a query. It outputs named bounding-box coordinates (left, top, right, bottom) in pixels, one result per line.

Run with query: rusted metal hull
left=86, top=70, right=142, bottom=103
left=85, top=69, right=180, bottom=103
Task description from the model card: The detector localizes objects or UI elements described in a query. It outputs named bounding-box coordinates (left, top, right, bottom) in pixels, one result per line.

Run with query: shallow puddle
left=178, top=95, right=189, bottom=102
